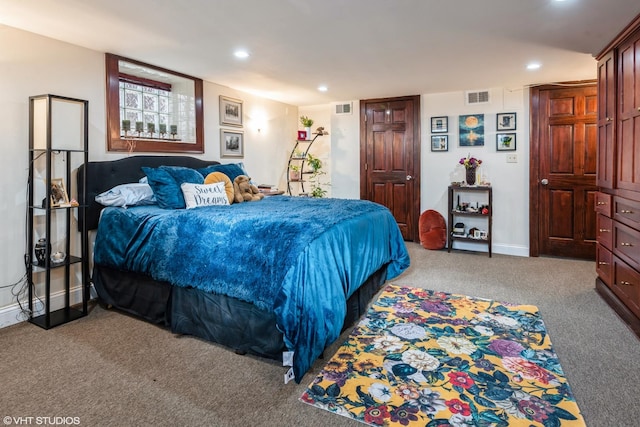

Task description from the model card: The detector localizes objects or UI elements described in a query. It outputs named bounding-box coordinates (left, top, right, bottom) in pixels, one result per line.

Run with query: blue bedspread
left=94, top=196, right=409, bottom=381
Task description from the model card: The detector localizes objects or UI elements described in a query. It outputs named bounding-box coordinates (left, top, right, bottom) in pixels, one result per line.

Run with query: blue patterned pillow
left=198, top=163, right=247, bottom=183
left=142, top=166, right=204, bottom=209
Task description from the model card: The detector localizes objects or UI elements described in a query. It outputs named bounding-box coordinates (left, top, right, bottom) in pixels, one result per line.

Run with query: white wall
left=330, top=102, right=361, bottom=199
left=421, top=88, right=530, bottom=256
left=0, top=25, right=298, bottom=327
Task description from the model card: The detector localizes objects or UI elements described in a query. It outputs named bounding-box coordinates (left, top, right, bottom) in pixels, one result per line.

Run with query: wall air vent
left=335, top=102, right=353, bottom=115
left=465, top=90, right=490, bottom=105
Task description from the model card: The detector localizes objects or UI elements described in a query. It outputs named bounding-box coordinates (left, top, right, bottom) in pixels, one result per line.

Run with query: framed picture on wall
left=431, top=135, right=448, bottom=151
left=219, top=96, right=243, bottom=127
left=431, top=116, right=448, bottom=133
left=459, top=114, right=485, bottom=146
left=497, top=112, right=516, bottom=131
left=220, top=129, right=244, bottom=158
left=496, top=133, right=516, bottom=151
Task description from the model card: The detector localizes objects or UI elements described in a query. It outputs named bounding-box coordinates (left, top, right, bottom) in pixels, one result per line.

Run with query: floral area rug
left=300, top=284, right=585, bottom=426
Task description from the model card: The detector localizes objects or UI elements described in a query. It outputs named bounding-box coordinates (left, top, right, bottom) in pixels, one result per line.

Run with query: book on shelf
left=257, top=184, right=277, bottom=190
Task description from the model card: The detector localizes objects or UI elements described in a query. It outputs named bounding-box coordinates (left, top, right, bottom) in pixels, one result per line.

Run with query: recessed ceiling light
left=234, top=50, right=250, bottom=59
left=527, top=62, right=541, bottom=70
left=317, top=85, right=328, bottom=92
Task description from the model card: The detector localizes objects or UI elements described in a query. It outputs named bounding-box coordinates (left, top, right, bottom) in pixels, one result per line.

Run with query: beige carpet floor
left=1, top=243, right=638, bottom=426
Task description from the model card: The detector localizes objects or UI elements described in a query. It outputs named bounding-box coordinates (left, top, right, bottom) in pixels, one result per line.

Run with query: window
left=105, top=53, right=204, bottom=153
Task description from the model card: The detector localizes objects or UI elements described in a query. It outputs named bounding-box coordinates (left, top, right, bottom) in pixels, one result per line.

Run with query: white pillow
left=95, top=183, right=156, bottom=207
left=180, top=182, right=230, bottom=209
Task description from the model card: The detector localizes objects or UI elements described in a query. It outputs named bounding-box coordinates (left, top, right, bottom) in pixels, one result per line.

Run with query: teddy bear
left=233, top=175, right=264, bottom=203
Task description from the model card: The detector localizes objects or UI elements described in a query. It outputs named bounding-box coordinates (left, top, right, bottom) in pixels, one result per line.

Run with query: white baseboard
left=448, top=242, right=529, bottom=257
left=0, top=284, right=95, bottom=329
left=492, top=243, right=529, bottom=257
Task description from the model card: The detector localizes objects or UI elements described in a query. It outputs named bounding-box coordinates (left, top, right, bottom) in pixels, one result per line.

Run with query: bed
left=78, top=155, right=410, bottom=382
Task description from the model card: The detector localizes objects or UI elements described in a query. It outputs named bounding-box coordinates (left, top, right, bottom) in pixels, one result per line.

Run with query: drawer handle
left=598, top=261, right=609, bottom=265
left=620, top=209, right=634, bottom=214
left=606, top=117, right=612, bottom=121
left=597, top=201, right=607, bottom=206
left=599, top=229, right=611, bottom=233
left=620, top=242, right=633, bottom=247
left=619, top=281, right=633, bottom=286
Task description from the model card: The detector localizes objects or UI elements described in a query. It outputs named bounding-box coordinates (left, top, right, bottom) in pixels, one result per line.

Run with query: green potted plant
left=289, top=164, right=301, bottom=181
left=306, top=153, right=329, bottom=198
left=306, top=153, right=322, bottom=172
left=310, top=187, right=327, bottom=198
left=300, top=115, right=314, bottom=139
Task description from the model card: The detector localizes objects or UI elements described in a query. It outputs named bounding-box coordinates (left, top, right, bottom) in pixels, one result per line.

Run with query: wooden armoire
left=595, top=14, right=640, bottom=337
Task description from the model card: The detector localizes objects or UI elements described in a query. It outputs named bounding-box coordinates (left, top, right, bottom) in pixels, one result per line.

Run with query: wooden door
left=597, top=51, right=616, bottom=189
left=360, top=95, right=420, bottom=241
left=530, top=84, right=598, bottom=259
left=617, top=29, right=640, bottom=193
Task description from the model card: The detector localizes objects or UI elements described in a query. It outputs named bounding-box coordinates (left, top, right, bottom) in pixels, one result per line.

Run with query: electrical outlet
left=506, top=154, right=518, bottom=163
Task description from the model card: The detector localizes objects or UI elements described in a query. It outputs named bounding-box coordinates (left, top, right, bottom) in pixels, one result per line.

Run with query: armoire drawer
left=613, top=256, right=640, bottom=319
left=614, top=196, right=640, bottom=229
left=597, top=244, right=613, bottom=287
left=597, top=214, right=613, bottom=250
left=614, top=221, right=640, bottom=271
left=595, top=192, right=612, bottom=217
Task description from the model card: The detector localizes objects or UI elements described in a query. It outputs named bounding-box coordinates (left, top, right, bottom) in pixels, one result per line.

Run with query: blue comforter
left=94, top=196, right=409, bottom=381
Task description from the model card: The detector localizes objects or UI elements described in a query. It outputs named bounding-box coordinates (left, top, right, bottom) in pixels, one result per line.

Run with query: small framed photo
left=496, top=133, right=516, bottom=151
left=297, top=130, right=307, bottom=140
left=431, top=116, right=448, bottom=133
left=431, top=135, right=448, bottom=151
left=50, top=178, right=69, bottom=207
left=220, top=129, right=244, bottom=158
left=497, top=112, right=516, bottom=131
left=219, top=96, right=243, bottom=127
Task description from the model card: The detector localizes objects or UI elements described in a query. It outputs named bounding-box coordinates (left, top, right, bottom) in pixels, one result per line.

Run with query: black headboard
left=77, top=155, right=220, bottom=231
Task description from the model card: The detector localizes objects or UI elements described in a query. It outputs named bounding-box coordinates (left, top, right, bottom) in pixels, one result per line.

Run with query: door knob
left=541, top=179, right=549, bottom=185
left=406, top=175, right=413, bottom=181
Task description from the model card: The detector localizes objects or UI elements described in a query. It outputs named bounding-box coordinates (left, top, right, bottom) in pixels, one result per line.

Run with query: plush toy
left=233, top=175, right=264, bottom=203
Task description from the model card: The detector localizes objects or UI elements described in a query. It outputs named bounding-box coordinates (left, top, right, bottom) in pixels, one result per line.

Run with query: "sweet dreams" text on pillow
left=180, top=182, right=230, bottom=208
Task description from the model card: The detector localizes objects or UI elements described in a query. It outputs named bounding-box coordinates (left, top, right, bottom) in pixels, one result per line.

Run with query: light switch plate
left=506, top=154, right=518, bottom=163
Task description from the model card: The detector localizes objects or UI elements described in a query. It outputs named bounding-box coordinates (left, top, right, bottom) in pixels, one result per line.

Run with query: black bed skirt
left=92, top=264, right=388, bottom=361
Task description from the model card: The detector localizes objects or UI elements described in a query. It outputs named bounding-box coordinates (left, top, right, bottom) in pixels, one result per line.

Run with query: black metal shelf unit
left=447, top=185, right=493, bottom=257
left=27, top=94, right=89, bottom=329
left=286, top=133, right=320, bottom=196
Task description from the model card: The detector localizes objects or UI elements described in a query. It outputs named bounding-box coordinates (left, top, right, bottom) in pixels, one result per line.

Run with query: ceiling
left=1, top=0, right=639, bottom=106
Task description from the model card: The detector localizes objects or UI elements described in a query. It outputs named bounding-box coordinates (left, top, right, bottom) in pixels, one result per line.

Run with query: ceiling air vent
left=335, top=102, right=353, bottom=115
left=465, top=90, right=490, bottom=105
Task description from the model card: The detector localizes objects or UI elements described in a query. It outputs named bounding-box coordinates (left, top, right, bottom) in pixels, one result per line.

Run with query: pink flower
left=459, top=155, right=482, bottom=169
left=502, top=357, right=555, bottom=384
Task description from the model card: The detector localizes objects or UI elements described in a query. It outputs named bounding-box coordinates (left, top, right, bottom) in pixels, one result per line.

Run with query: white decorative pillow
left=95, top=183, right=156, bottom=207
left=180, top=182, right=230, bottom=209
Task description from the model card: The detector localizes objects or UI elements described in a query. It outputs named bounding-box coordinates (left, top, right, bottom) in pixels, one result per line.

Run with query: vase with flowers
left=459, top=155, right=482, bottom=185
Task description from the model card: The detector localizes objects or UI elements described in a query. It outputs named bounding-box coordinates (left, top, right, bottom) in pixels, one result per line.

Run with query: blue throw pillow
left=142, top=166, right=204, bottom=209
left=198, top=163, right=247, bottom=183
